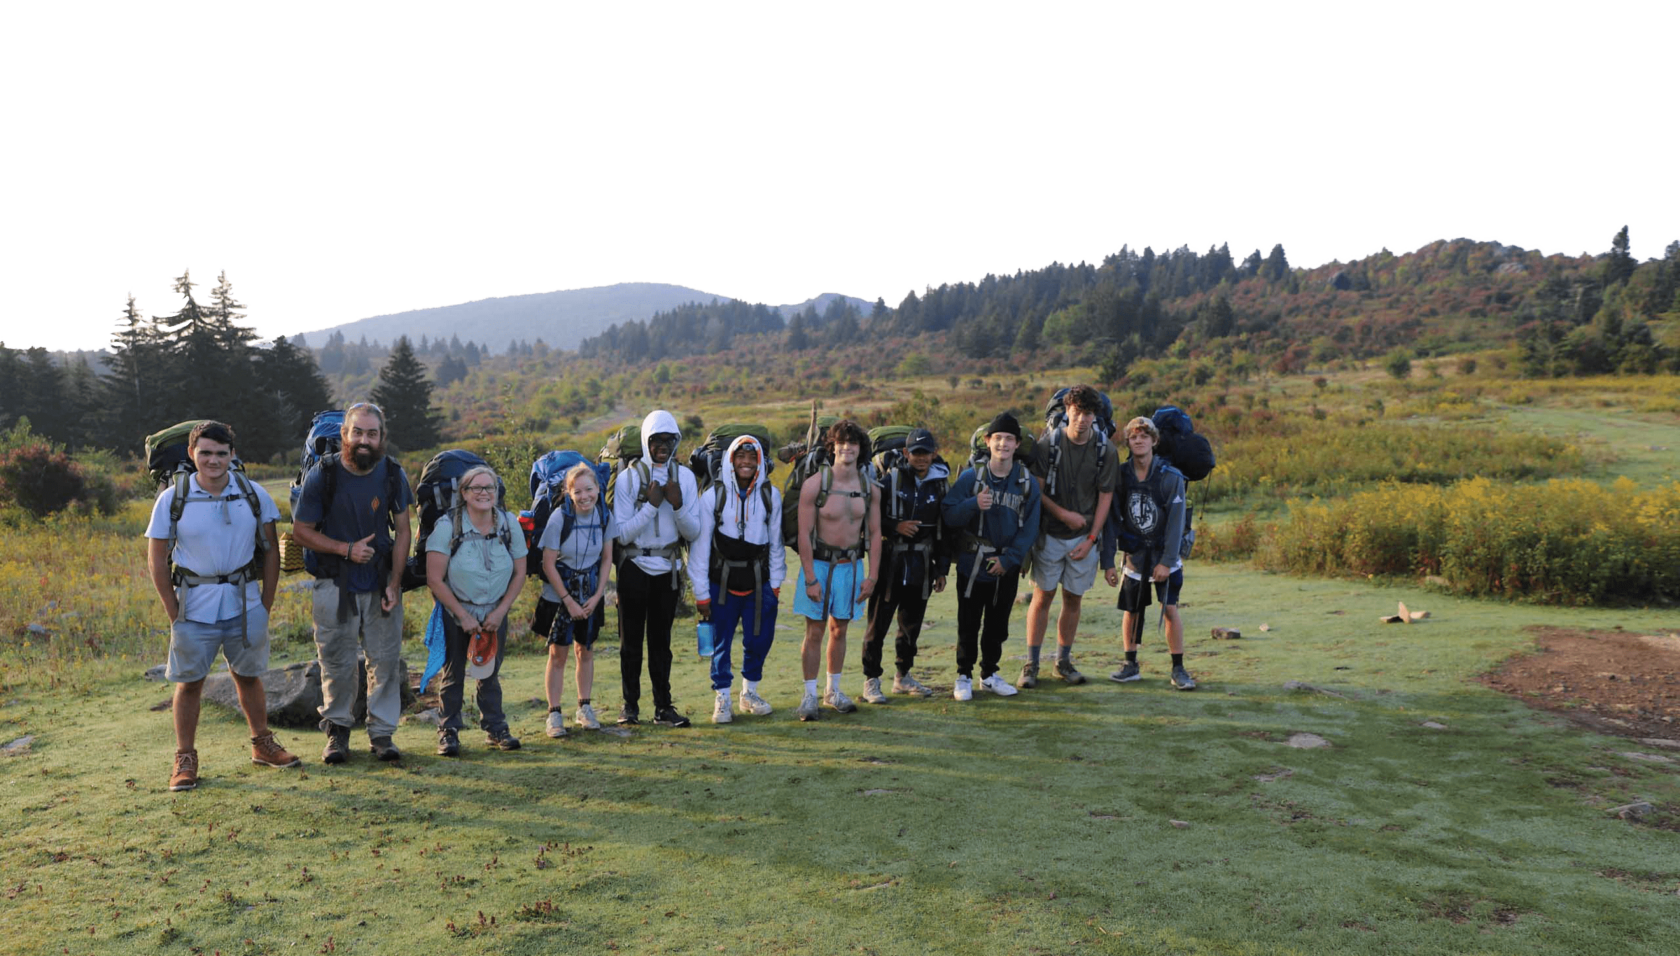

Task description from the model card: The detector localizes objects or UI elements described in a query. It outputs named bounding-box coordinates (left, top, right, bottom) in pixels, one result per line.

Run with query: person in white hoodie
left=688, top=436, right=786, bottom=724
left=612, top=409, right=702, bottom=727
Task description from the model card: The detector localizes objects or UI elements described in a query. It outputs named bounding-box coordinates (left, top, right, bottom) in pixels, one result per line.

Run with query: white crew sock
left=804, top=679, right=818, bottom=696
left=744, top=679, right=759, bottom=696
left=827, top=672, right=842, bottom=693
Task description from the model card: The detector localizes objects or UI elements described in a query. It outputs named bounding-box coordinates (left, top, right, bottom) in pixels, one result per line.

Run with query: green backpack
left=598, top=424, right=651, bottom=513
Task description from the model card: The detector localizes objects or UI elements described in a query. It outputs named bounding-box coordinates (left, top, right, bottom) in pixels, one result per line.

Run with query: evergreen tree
left=1606, top=225, right=1636, bottom=286
left=369, top=336, right=441, bottom=449
left=1260, top=244, right=1291, bottom=282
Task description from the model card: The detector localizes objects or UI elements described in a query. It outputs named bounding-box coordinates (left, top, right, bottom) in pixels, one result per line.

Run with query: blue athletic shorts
left=794, top=559, right=862, bottom=621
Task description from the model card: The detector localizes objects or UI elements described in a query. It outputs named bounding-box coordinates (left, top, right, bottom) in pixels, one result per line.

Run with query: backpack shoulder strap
left=760, top=482, right=775, bottom=535
left=815, top=464, right=834, bottom=510
left=232, top=472, right=268, bottom=556
left=167, top=472, right=190, bottom=557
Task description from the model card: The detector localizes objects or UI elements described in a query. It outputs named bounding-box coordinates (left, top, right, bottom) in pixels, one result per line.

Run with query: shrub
left=1261, top=477, right=1680, bottom=604
left=0, top=440, right=89, bottom=517
left=1384, top=349, right=1413, bottom=380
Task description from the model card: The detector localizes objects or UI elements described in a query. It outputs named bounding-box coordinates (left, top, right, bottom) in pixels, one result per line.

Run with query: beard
left=350, top=442, right=383, bottom=469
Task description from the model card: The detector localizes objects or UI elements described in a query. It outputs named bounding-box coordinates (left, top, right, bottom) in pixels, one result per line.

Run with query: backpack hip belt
left=172, top=561, right=261, bottom=646
left=961, top=543, right=1001, bottom=599
left=622, top=542, right=684, bottom=590
left=713, top=557, right=770, bottom=636
left=886, top=539, right=938, bottom=600
left=812, top=541, right=861, bottom=564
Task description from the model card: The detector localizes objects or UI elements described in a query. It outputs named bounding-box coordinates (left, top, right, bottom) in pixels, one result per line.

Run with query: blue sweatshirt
left=941, top=460, right=1041, bottom=583
left=1100, top=454, right=1187, bottom=574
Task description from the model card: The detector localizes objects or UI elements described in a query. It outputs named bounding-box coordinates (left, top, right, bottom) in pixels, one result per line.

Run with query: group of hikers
left=147, top=385, right=1199, bottom=792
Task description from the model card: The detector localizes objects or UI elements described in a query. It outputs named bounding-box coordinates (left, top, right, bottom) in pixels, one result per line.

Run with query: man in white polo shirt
left=146, top=420, right=297, bottom=792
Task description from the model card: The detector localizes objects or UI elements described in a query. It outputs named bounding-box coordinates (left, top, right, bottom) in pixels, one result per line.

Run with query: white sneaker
left=860, top=677, right=889, bottom=705
left=796, top=691, right=820, bottom=721
left=980, top=674, right=1019, bottom=697
left=713, top=691, right=733, bottom=724
left=546, top=711, right=568, bottom=738
left=824, top=687, right=858, bottom=713
left=574, top=703, right=600, bottom=731
left=892, top=673, right=933, bottom=697
left=738, top=688, right=773, bottom=716
left=953, top=676, right=973, bottom=701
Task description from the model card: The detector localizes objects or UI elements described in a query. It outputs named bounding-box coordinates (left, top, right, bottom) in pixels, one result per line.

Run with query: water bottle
left=696, top=620, right=715, bottom=659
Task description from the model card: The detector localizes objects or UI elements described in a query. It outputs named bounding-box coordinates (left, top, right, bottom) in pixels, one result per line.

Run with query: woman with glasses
left=425, top=465, right=527, bottom=755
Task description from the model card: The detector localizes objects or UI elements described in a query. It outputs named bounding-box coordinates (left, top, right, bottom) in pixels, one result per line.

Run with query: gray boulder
left=200, top=655, right=414, bottom=728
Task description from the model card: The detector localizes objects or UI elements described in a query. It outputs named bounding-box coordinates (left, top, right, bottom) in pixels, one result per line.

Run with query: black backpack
left=401, top=449, right=507, bottom=590
left=780, top=424, right=873, bottom=550
left=1045, top=387, right=1117, bottom=439
left=1151, top=406, right=1215, bottom=482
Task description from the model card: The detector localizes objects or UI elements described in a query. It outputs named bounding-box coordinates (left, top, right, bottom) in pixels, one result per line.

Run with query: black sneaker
left=617, top=705, right=641, bottom=726
left=322, top=725, right=351, bottom=765
left=1109, top=662, right=1141, bottom=683
left=486, top=729, right=521, bottom=751
left=1054, top=658, right=1087, bottom=685
left=1017, top=663, right=1039, bottom=689
left=436, top=728, right=460, bottom=757
left=653, top=706, right=692, bottom=728
left=369, top=735, right=402, bottom=761
left=1170, top=666, right=1198, bottom=691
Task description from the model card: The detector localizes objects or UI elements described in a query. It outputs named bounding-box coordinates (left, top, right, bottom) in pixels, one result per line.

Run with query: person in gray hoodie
left=1100, top=416, right=1195, bottom=691
left=688, top=435, right=786, bottom=724
left=940, top=412, right=1041, bottom=702
left=613, top=409, right=702, bottom=726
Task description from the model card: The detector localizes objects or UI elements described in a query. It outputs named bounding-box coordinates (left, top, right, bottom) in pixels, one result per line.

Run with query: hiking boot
left=250, top=732, right=301, bottom=768
left=322, top=725, right=351, bottom=764
left=546, top=711, right=569, bottom=738
left=436, top=728, right=460, bottom=757
left=1016, top=663, right=1039, bottom=689
left=892, top=673, right=933, bottom=697
left=713, top=691, right=733, bottom=724
left=860, top=677, right=889, bottom=705
left=575, top=704, right=601, bottom=730
left=617, top=705, right=640, bottom=726
left=653, top=706, right=692, bottom=728
left=487, top=729, right=522, bottom=751
left=953, top=676, right=973, bottom=701
left=369, top=735, right=402, bottom=761
left=796, top=691, right=820, bottom=721
left=1054, top=658, right=1087, bottom=685
left=739, top=688, right=773, bottom=716
left=824, top=688, right=858, bottom=714
left=1171, top=666, right=1198, bottom=691
left=169, top=749, right=199, bottom=792
left=980, top=674, right=1019, bottom=697
left=1109, top=662, right=1142, bottom=683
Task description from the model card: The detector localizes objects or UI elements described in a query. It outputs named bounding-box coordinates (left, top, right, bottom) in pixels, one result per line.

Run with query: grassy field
left=3, top=562, right=1678, bottom=955
left=3, top=366, right=1678, bottom=955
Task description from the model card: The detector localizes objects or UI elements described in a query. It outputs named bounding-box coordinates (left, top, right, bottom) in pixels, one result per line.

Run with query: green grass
left=3, top=563, right=1678, bottom=955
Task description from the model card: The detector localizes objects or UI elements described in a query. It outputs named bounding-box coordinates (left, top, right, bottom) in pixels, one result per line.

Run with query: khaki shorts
left=1030, top=533, right=1100, bottom=595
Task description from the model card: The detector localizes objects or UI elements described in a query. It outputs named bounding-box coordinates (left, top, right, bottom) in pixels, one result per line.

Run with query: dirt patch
left=1481, top=627, right=1680, bottom=743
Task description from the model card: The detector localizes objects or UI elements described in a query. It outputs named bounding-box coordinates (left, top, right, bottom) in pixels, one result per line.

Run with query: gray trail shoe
left=1109, top=662, right=1142, bottom=683
left=1171, top=666, right=1198, bottom=691
left=824, top=687, right=858, bottom=714
left=860, top=677, right=889, bottom=704
left=575, top=704, right=601, bottom=731
left=796, top=691, right=820, bottom=721
left=1017, top=663, right=1039, bottom=689
left=1054, top=657, right=1087, bottom=685
left=892, top=673, right=933, bottom=697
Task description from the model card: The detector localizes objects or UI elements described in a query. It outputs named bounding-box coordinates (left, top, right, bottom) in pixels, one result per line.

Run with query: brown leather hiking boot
left=251, top=732, right=301, bottom=768
left=169, top=749, right=199, bottom=791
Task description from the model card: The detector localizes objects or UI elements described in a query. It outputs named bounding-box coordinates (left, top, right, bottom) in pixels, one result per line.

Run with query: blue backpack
left=289, top=410, right=345, bottom=511
left=521, top=450, right=613, bottom=576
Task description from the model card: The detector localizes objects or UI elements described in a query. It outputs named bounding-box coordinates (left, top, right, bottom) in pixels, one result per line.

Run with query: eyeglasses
left=463, top=484, right=497, bottom=495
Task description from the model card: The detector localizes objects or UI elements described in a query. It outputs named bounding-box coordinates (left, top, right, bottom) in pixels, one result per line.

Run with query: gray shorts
left=1030, top=534, right=1100, bottom=596
left=165, top=605, right=271, bottom=683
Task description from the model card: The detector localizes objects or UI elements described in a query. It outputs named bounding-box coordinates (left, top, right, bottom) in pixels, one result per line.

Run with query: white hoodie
left=687, top=435, right=787, bottom=603
left=613, top=409, right=701, bottom=578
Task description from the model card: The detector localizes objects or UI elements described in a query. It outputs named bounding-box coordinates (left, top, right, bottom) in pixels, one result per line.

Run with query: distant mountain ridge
left=294, top=283, right=873, bottom=351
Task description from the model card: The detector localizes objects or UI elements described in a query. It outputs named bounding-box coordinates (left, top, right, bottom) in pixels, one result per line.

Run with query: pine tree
left=369, top=336, right=441, bottom=449
left=1260, top=244, right=1291, bottom=282
left=1606, top=225, right=1636, bottom=286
